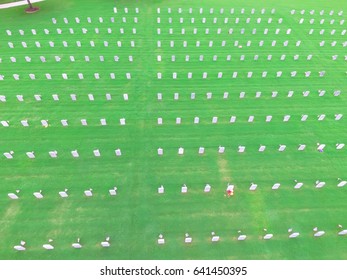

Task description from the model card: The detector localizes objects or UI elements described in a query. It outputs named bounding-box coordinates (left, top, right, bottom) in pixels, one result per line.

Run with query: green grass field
left=0, top=0, right=346, bottom=260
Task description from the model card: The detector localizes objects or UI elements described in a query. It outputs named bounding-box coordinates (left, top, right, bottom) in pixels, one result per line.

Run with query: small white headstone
left=204, top=184, right=211, bottom=192
left=123, top=94, right=129, bottom=101
left=230, top=116, right=236, bottom=123
left=249, top=183, right=257, bottom=191
left=315, top=182, right=326, bottom=188
left=53, top=94, right=59, bottom=101
left=4, top=152, right=13, bottom=159
left=101, top=241, right=110, bottom=247
left=317, top=144, right=325, bottom=151
left=218, top=146, right=225, bottom=153
left=43, top=244, right=54, bottom=250
left=314, top=231, right=325, bottom=237
left=338, top=230, right=347, bottom=236
left=263, top=234, right=273, bottom=240
left=335, top=114, right=343, bottom=120
left=259, top=145, right=266, bottom=152
left=248, top=116, right=254, bottom=122
left=283, top=115, right=290, bottom=122
left=178, top=147, right=184, bottom=155
left=157, top=148, right=163, bottom=156
left=1, top=121, right=9, bottom=127
left=212, top=117, right=218, bottom=124
left=194, top=117, right=199, bottom=124
left=8, top=193, right=19, bottom=200
left=157, top=118, right=163, bottom=125
left=71, top=150, right=79, bottom=158
left=198, top=147, right=205, bottom=154
left=14, top=245, right=26, bottom=251
left=158, top=186, right=164, bottom=194
left=294, top=182, right=303, bottom=189
left=279, top=145, right=286, bottom=152
left=26, top=152, right=35, bottom=159
left=115, top=149, right=122, bottom=156
left=100, top=119, right=107, bottom=126
left=185, top=237, right=192, bottom=243
left=181, top=185, right=188, bottom=193
left=93, top=149, right=100, bottom=157
left=238, top=146, right=245, bottom=153
left=157, top=238, right=165, bottom=245
left=238, top=235, right=247, bottom=241
left=272, top=183, right=280, bottom=190
left=88, top=94, right=94, bottom=101
left=33, top=192, right=43, bottom=199
left=84, top=190, right=93, bottom=197
left=34, top=95, right=41, bottom=101
left=176, top=118, right=181, bottom=125
left=337, top=181, right=346, bottom=187
left=72, top=243, right=82, bottom=249
left=289, top=232, right=300, bottom=238
left=318, top=114, right=325, bottom=121
left=211, top=236, right=220, bottom=242
left=49, top=151, right=57, bottom=158
left=81, top=119, right=87, bottom=126
left=106, top=93, right=112, bottom=101
left=109, top=188, right=117, bottom=196
left=298, top=144, right=306, bottom=151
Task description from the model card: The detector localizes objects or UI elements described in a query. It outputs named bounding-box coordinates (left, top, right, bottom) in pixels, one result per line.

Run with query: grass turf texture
left=0, top=0, right=346, bottom=260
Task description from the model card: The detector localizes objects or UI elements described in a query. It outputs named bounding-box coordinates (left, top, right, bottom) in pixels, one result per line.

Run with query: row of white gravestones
left=9, top=180, right=347, bottom=201
left=155, top=114, right=343, bottom=124
left=155, top=143, right=345, bottom=156
left=156, top=53, right=343, bottom=62
left=1, top=118, right=127, bottom=127
left=156, top=27, right=304, bottom=35
left=156, top=7, right=277, bottom=15
left=10, top=93, right=128, bottom=102
left=0, top=89, right=341, bottom=103
left=13, top=229, right=347, bottom=250
left=157, top=230, right=347, bottom=246
left=14, top=238, right=120, bottom=251
left=8, top=188, right=118, bottom=200
left=6, top=39, right=137, bottom=48
left=113, top=7, right=140, bottom=14
left=156, top=27, right=346, bottom=36
left=156, top=70, right=327, bottom=80
left=157, top=17, right=285, bottom=25
left=156, top=90, right=341, bottom=100
left=13, top=228, right=347, bottom=251
left=157, top=40, right=347, bottom=49
left=12, top=27, right=138, bottom=36
left=7, top=25, right=139, bottom=37
left=291, top=9, right=343, bottom=16
left=158, top=184, right=213, bottom=194
left=2, top=143, right=345, bottom=160
left=7, top=55, right=135, bottom=63
left=50, top=16, right=139, bottom=25
left=3, top=149, right=122, bottom=159
left=3, top=72, right=132, bottom=80
left=156, top=16, right=345, bottom=26
left=1, top=115, right=345, bottom=127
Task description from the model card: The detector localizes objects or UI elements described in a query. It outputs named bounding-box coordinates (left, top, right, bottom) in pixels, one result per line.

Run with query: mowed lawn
left=0, top=0, right=346, bottom=259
